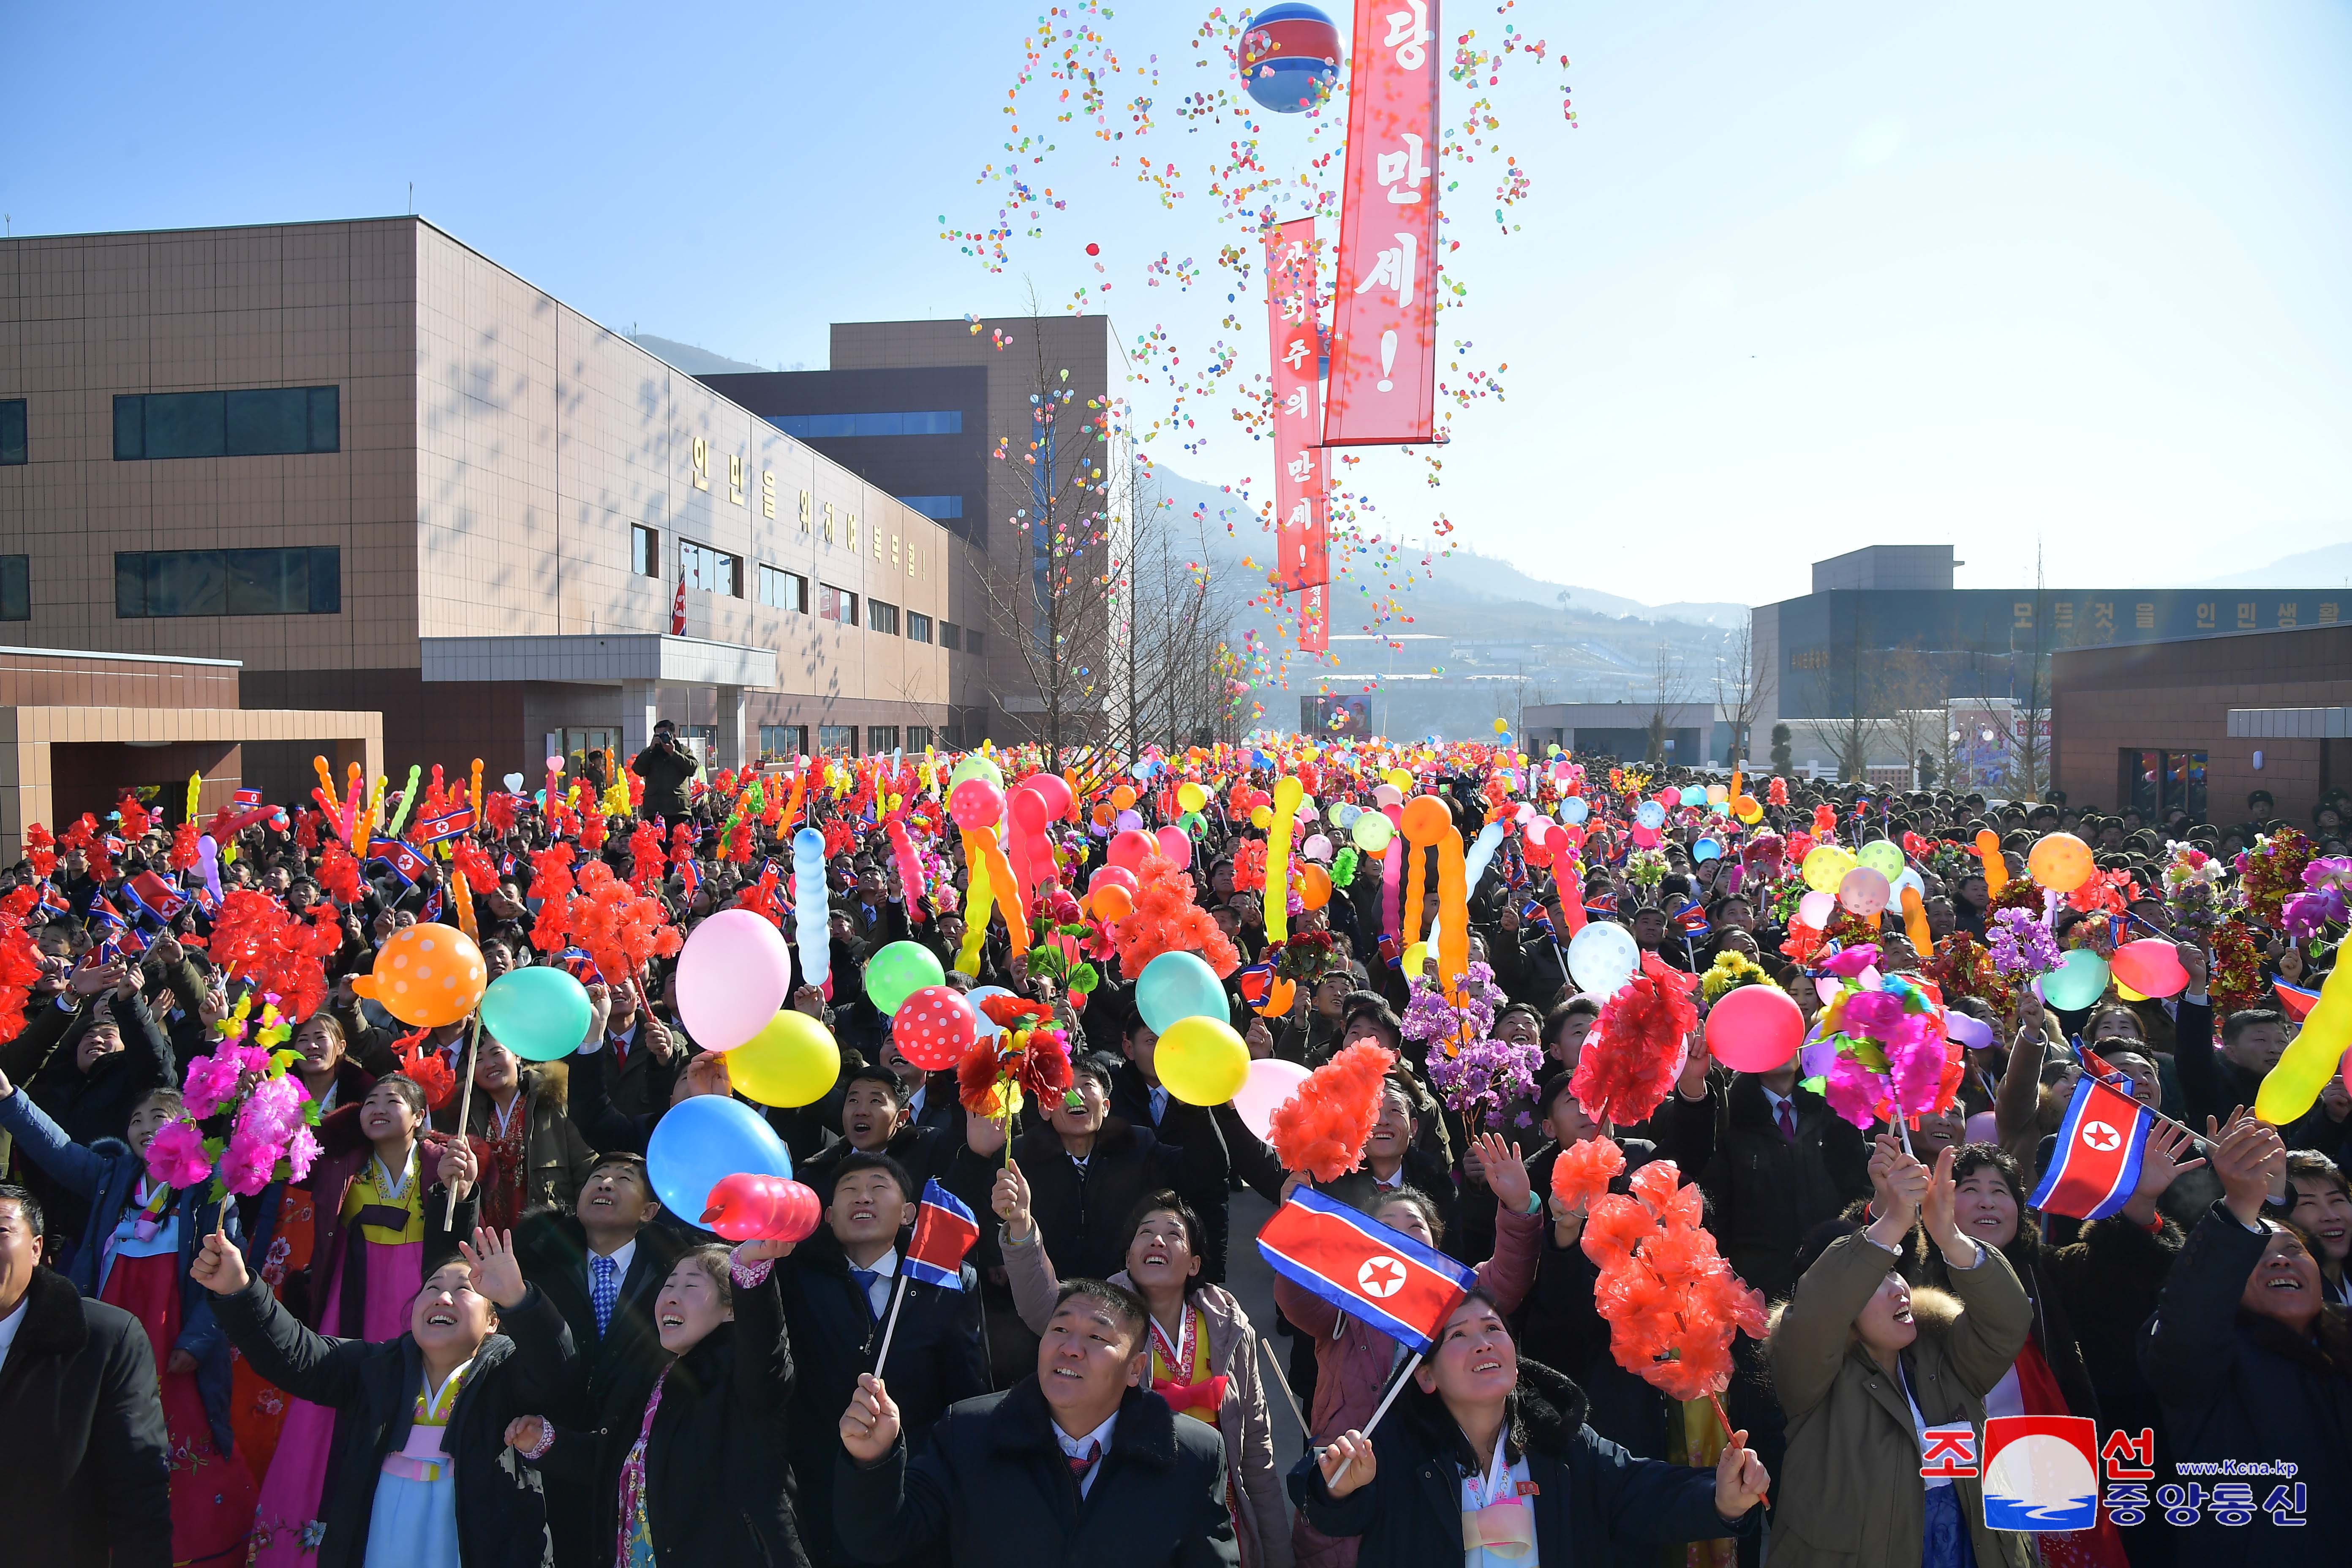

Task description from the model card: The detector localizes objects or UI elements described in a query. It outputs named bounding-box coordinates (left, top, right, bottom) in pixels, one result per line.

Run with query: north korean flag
left=36, top=883, right=71, bottom=917
left=903, top=1179, right=978, bottom=1290
left=1257, top=1188, right=1478, bottom=1353
left=125, top=871, right=188, bottom=924
left=2028, top=1074, right=2151, bottom=1221
left=86, top=896, right=126, bottom=934
left=416, top=808, right=475, bottom=846
left=1235, top=959, right=1274, bottom=1008
left=2275, top=979, right=2320, bottom=1025
left=234, top=788, right=263, bottom=808
left=370, top=837, right=429, bottom=887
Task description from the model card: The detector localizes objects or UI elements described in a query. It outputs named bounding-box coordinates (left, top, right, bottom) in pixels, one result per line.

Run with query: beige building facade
left=0, top=216, right=975, bottom=792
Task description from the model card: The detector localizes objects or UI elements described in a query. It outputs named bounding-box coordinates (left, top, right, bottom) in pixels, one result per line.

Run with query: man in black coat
left=836, top=1277, right=1237, bottom=1568
left=513, top=1153, right=686, bottom=1568
left=0, top=1184, right=171, bottom=1568
left=778, top=1151, right=987, bottom=1566
left=630, top=721, right=699, bottom=825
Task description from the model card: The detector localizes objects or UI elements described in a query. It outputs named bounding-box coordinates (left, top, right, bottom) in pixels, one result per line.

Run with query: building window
left=632, top=525, right=660, bottom=578
left=901, top=495, right=964, bottom=520
left=0, top=400, right=24, bottom=465
left=942, top=727, right=964, bottom=749
left=817, top=724, right=859, bottom=758
left=907, top=726, right=934, bottom=750
left=773, top=411, right=962, bottom=438
left=2123, top=749, right=2207, bottom=822
left=867, top=726, right=900, bottom=754
left=758, top=564, right=806, bottom=612
left=115, top=547, right=340, bottom=618
left=0, top=555, right=27, bottom=621
left=906, top=612, right=933, bottom=644
left=939, top=621, right=961, bottom=651
left=965, top=629, right=984, bottom=656
left=112, top=386, right=339, bottom=459
left=680, top=540, right=740, bottom=596
left=869, top=601, right=900, bottom=636
left=760, top=724, right=808, bottom=761
left=819, top=584, right=859, bottom=626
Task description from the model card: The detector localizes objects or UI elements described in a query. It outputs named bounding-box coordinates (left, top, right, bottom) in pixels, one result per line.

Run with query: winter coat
left=1921, top=1229, right=2100, bottom=1423
left=988, top=1113, right=1232, bottom=1286
left=835, top=1376, right=1239, bottom=1568
left=2049, top=1211, right=2181, bottom=1446
left=2137, top=1203, right=2352, bottom=1565
left=445, top=1066, right=599, bottom=1222
left=0, top=1087, right=244, bottom=1454
left=211, top=1271, right=575, bottom=1568
left=1274, top=1201, right=1541, bottom=1568
left=1004, top=1227, right=1294, bottom=1568
left=0, top=1266, right=172, bottom=1568
left=1764, top=1229, right=2033, bottom=1568
left=780, top=1227, right=988, bottom=1566
left=1288, top=1358, right=1755, bottom=1568
left=1658, top=1072, right=1872, bottom=1302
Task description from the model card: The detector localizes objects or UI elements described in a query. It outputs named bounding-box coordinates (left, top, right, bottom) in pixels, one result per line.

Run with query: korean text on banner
left=1266, top=218, right=1328, bottom=593
left=1327, top=0, right=1440, bottom=446
left=1298, top=582, right=1329, bottom=654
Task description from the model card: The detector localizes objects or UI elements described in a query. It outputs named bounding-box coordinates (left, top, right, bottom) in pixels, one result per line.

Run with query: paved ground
left=1224, top=1187, right=1306, bottom=1524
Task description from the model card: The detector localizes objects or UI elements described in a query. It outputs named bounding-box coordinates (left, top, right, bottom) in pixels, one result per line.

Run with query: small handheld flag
left=2028, top=1074, right=2152, bottom=1221
left=1257, top=1187, right=1477, bottom=1354
left=875, top=1179, right=980, bottom=1374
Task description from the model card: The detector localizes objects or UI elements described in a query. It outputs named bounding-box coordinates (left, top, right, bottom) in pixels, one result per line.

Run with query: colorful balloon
left=479, top=966, right=591, bottom=1062
left=1156, top=1015, right=1250, bottom=1105
left=1239, top=2, right=1341, bottom=114
left=1802, top=845, right=1856, bottom=895
left=892, top=985, right=978, bottom=1070
left=864, top=941, right=945, bottom=1017
left=352, top=925, right=486, bottom=1028
left=727, top=1010, right=843, bottom=1108
left=1707, top=984, right=1804, bottom=1072
left=647, top=1095, right=792, bottom=1220
left=2109, top=939, right=2189, bottom=1000
left=1567, top=922, right=1638, bottom=998
left=1137, top=950, right=1228, bottom=1033
left=1230, top=1058, right=1311, bottom=1143
left=702, top=1174, right=821, bottom=1244
left=2039, top=949, right=2111, bottom=1012
left=676, top=909, right=794, bottom=1052
left=2027, top=833, right=2095, bottom=893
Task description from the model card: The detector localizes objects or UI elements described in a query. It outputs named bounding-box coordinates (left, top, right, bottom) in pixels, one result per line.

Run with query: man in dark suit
left=837, top=1277, right=1236, bottom=1568
left=0, top=1182, right=172, bottom=1568
left=779, top=1150, right=987, bottom=1566
left=794, top=1064, right=955, bottom=1206
left=512, top=1154, right=686, bottom=1568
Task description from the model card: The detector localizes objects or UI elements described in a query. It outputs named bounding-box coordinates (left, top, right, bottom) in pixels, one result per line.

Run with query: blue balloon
left=1137, top=950, right=1228, bottom=1034
left=1636, top=800, right=1667, bottom=830
left=647, top=1095, right=792, bottom=1222
left=793, top=827, right=825, bottom=864
left=1559, top=797, right=1589, bottom=825
left=1241, top=3, right=1341, bottom=114
left=1678, top=785, right=1707, bottom=807
left=2039, top=949, right=2112, bottom=1012
left=1693, top=837, right=1722, bottom=864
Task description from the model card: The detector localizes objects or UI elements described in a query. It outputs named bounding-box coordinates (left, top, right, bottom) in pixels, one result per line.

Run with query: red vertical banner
left=1327, top=0, right=1440, bottom=446
left=1298, top=582, right=1328, bottom=654
left=1266, top=218, right=1325, bottom=592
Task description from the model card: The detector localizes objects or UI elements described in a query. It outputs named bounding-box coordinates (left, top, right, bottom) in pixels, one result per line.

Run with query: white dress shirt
left=0, top=1294, right=28, bottom=1377
left=1056, top=1411, right=1119, bottom=1498
left=849, top=1248, right=900, bottom=1318
left=588, top=1237, right=637, bottom=1295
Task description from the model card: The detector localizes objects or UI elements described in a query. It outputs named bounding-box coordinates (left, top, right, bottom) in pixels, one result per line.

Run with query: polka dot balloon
left=351, top=923, right=488, bottom=1028
left=892, top=984, right=979, bottom=1071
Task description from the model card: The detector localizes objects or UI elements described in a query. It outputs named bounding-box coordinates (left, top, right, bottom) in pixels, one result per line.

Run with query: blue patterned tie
left=850, top=1266, right=881, bottom=1321
left=591, top=1253, right=618, bottom=1337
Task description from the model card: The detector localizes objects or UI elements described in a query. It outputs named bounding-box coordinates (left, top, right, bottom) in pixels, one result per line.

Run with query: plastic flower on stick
left=1797, top=945, right=1965, bottom=1133
left=143, top=993, right=322, bottom=1200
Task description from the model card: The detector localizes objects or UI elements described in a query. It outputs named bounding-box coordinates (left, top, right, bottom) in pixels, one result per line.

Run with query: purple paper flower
left=181, top=1051, right=245, bottom=1121
left=1987, top=908, right=2062, bottom=978
left=1426, top=1036, right=1544, bottom=1131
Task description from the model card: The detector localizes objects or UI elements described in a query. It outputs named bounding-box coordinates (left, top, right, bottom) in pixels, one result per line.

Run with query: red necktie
left=1777, top=1099, right=1797, bottom=1143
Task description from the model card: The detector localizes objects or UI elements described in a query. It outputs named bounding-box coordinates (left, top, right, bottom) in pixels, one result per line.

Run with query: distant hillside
left=2200, top=542, right=2352, bottom=590
left=628, top=334, right=773, bottom=376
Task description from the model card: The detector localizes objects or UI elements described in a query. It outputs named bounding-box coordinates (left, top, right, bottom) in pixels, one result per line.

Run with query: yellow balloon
left=2256, top=961, right=2352, bottom=1124
left=1177, top=781, right=1207, bottom=813
left=1386, top=768, right=1411, bottom=790
left=1802, top=845, right=1856, bottom=895
left=1250, top=805, right=1272, bottom=830
left=1156, top=1015, right=1251, bottom=1106
left=1402, top=941, right=1429, bottom=977
left=726, top=1011, right=842, bottom=1108
left=2115, top=981, right=2148, bottom=1003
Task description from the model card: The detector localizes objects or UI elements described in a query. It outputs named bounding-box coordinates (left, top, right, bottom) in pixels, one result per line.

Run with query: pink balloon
left=2110, top=939, right=2189, bottom=999
left=703, top=1174, right=821, bottom=1243
left=1155, top=826, right=1193, bottom=868
left=1373, top=784, right=1403, bottom=807
left=675, top=909, right=792, bottom=1051
left=1108, top=828, right=1157, bottom=872
left=1008, top=785, right=1050, bottom=833
left=1230, top=1058, right=1311, bottom=1143
left=949, top=777, right=1004, bottom=830
left=1630, top=824, right=1661, bottom=849
left=893, top=984, right=978, bottom=1070
left=1090, top=865, right=1139, bottom=896
left=1708, top=984, right=1805, bottom=1072
left=1837, top=867, right=1890, bottom=917
left=1797, top=890, right=1836, bottom=928
left=1023, top=772, right=1075, bottom=822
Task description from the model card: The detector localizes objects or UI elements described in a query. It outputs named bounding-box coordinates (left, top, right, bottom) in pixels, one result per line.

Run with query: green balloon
left=1352, top=811, right=1396, bottom=852
left=947, top=754, right=1004, bottom=791
left=1857, top=841, right=1905, bottom=879
left=480, top=966, right=593, bottom=1063
left=864, top=940, right=946, bottom=1017
left=2039, top=949, right=2111, bottom=1012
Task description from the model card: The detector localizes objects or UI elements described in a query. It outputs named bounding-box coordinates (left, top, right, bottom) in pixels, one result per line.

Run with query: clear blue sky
left=6, top=1, right=2347, bottom=605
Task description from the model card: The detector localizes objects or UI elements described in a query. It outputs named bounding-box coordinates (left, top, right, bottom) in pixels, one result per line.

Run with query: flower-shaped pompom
left=1550, top=1136, right=1625, bottom=1211
left=144, top=1119, right=213, bottom=1190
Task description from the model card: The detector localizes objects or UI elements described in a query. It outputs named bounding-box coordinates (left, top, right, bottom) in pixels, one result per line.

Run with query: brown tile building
left=0, top=217, right=977, bottom=789
left=2051, top=622, right=2352, bottom=829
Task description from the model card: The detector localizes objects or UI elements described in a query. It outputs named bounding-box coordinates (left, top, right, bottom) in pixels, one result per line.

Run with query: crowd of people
left=1, top=718, right=2348, bottom=1568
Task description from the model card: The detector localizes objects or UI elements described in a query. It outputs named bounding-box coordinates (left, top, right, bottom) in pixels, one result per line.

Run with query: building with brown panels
left=0, top=217, right=976, bottom=788
left=0, top=644, right=378, bottom=859
left=2051, top=620, right=2352, bottom=830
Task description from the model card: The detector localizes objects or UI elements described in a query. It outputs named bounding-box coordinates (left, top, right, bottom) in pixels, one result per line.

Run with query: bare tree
left=1114, top=460, right=1248, bottom=754
left=1873, top=642, right=1951, bottom=790
left=1644, top=641, right=1699, bottom=766
left=1981, top=550, right=2053, bottom=800
left=971, top=293, right=1126, bottom=770
left=1715, top=620, right=1765, bottom=769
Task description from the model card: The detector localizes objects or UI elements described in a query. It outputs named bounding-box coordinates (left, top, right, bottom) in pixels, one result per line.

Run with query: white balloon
left=964, top=985, right=1014, bottom=1038
left=1567, top=921, right=1639, bottom=997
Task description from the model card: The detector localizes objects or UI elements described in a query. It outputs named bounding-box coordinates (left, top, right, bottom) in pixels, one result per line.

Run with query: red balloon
left=1008, top=785, right=1050, bottom=833
left=1108, top=828, right=1157, bottom=872
left=1024, top=772, right=1076, bottom=822
left=1708, top=984, right=1805, bottom=1072
left=949, top=777, right=1004, bottom=830
left=702, top=1174, right=821, bottom=1243
left=892, top=984, right=978, bottom=1070
left=2110, top=939, right=2189, bottom=999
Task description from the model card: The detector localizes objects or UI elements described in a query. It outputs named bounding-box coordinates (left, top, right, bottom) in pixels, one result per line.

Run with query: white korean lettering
left=1376, top=134, right=1429, bottom=204
left=1383, top=1, right=1430, bottom=71
left=1353, top=232, right=1418, bottom=309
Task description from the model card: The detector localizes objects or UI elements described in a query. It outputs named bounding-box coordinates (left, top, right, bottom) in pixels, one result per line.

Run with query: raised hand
left=191, top=1215, right=248, bottom=1296
left=1244, top=1015, right=1275, bottom=1060
left=1714, top=1429, right=1771, bottom=1518
left=965, top=1108, right=1009, bottom=1158
left=2130, top=1122, right=2205, bottom=1210
left=1475, top=1131, right=1533, bottom=1216
left=458, top=1226, right=527, bottom=1308
left=504, top=1416, right=548, bottom=1456
left=991, top=1160, right=1034, bottom=1242
left=1919, top=1146, right=1972, bottom=1264
left=840, top=1373, right=901, bottom=1462
left=1317, top=1430, right=1377, bottom=1497
left=2208, top=1108, right=2282, bottom=1229
left=436, top=1138, right=479, bottom=1200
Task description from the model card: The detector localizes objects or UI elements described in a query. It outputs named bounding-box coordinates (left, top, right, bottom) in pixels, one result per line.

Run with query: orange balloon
left=1399, top=794, right=1451, bottom=844
left=351, top=924, right=487, bottom=1027
left=1092, top=801, right=1116, bottom=826
left=1091, top=883, right=1135, bottom=920
left=1110, top=784, right=1138, bottom=810
left=1299, top=864, right=1332, bottom=910
left=2026, top=832, right=2094, bottom=893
